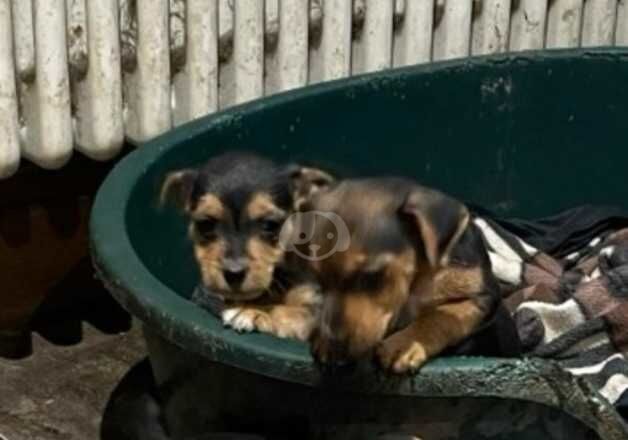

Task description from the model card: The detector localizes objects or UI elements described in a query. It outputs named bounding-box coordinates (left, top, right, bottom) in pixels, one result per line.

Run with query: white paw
left=221, top=307, right=274, bottom=334
left=222, top=308, right=254, bottom=333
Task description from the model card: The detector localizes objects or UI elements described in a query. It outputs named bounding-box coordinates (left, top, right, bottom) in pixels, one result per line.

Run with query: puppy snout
left=223, top=258, right=248, bottom=287
left=224, top=269, right=246, bottom=287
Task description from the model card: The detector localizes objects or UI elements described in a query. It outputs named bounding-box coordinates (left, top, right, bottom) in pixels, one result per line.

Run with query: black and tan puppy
left=300, top=178, right=506, bottom=373
left=161, top=151, right=333, bottom=341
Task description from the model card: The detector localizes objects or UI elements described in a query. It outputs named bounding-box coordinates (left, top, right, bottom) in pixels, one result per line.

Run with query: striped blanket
left=475, top=215, right=628, bottom=413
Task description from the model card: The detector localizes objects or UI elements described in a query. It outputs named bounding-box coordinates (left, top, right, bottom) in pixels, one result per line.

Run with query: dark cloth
left=616, top=389, right=628, bottom=420
left=470, top=204, right=628, bottom=258
left=449, top=302, right=522, bottom=358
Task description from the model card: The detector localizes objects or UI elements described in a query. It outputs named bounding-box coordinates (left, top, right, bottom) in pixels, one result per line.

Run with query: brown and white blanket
left=476, top=215, right=628, bottom=411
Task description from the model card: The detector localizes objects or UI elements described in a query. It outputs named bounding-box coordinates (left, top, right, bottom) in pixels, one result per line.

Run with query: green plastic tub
left=91, top=48, right=628, bottom=439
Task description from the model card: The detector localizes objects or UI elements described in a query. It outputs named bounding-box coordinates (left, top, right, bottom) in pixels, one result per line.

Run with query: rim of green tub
left=90, top=48, right=628, bottom=439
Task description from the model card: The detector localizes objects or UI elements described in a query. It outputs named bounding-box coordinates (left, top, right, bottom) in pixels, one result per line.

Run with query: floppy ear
left=159, top=169, right=198, bottom=211
left=285, top=165, right=335, bottom=209
left=401, top=187, right=470, bottom=268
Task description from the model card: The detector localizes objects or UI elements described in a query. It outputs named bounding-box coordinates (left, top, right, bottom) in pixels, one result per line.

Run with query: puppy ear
left=285, top=165, right=335, bottom=209
left=401, top=187, right=470, bottom=268
left=160, top=169, right=198, bottom=211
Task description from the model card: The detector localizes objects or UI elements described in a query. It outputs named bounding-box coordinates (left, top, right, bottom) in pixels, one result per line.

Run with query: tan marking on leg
left=283, top=283, right=322, bottom=307
left=377, top=300, right=484, bottom=373
left=433, top=266, right=484, bottom=298
left=262, top=284, right=321, bottom=341
left=413, top=266, right=484, bottom=308
left=267, top=305, right=317, bottom=340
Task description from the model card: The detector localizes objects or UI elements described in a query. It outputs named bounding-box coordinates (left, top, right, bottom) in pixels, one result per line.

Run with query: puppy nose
left=328, top=339, right=353, bottom=366
left=313, top=335, right=352, bottom=367
left=224, top=268, right=246, bottom=287
left=223, top=258, right=248, bottom=287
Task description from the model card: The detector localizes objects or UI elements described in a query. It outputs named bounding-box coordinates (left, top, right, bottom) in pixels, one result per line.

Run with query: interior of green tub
left=125, top=50, right=628, bottom=332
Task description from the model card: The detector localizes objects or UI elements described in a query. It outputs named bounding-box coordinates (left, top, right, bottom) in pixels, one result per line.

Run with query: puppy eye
left=195, top=218, right=218, bottom=239
left=259, top=219, right=282, bottom=234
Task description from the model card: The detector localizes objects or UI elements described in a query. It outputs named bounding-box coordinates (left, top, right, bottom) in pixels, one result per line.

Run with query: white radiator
left=0, top=0, right=625, bottom=178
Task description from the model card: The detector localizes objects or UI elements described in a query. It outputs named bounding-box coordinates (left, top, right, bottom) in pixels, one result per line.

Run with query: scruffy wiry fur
left=161, top=151, right=334, bottom=341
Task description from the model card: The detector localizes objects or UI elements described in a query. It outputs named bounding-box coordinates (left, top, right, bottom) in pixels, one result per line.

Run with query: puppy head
left=160, top=152, right=333, bottom=301
left=305, top=179, right=469, bottom=364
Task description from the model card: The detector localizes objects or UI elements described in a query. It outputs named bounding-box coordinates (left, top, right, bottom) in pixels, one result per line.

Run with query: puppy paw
left=273, top=321, right=309, bottom=341
left=222, top=307, right=274, bottom=334
left=377, top=333, right=427, bottom=374
left=269, top=307, right=315, bottom=341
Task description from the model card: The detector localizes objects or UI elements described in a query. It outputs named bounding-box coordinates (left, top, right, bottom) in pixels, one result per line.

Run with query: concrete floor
left=0, top=322, right=146, bottom=440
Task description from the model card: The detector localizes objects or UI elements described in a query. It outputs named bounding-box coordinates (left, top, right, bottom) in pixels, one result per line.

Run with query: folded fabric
left=475, top=210, right=628, bottom=412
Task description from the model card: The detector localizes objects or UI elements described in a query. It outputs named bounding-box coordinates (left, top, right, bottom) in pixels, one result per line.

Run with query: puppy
left=301, top=178, right=504, bottom=373
left=160, top=151, right=333, bottom=341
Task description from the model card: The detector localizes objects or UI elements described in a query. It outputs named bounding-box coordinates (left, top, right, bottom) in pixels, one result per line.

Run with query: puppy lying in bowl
left=161, top=151, right=333, bottom=341
left=161, top=153, right=518, bottom=372
left=296, top=177, right=518, bottom=373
